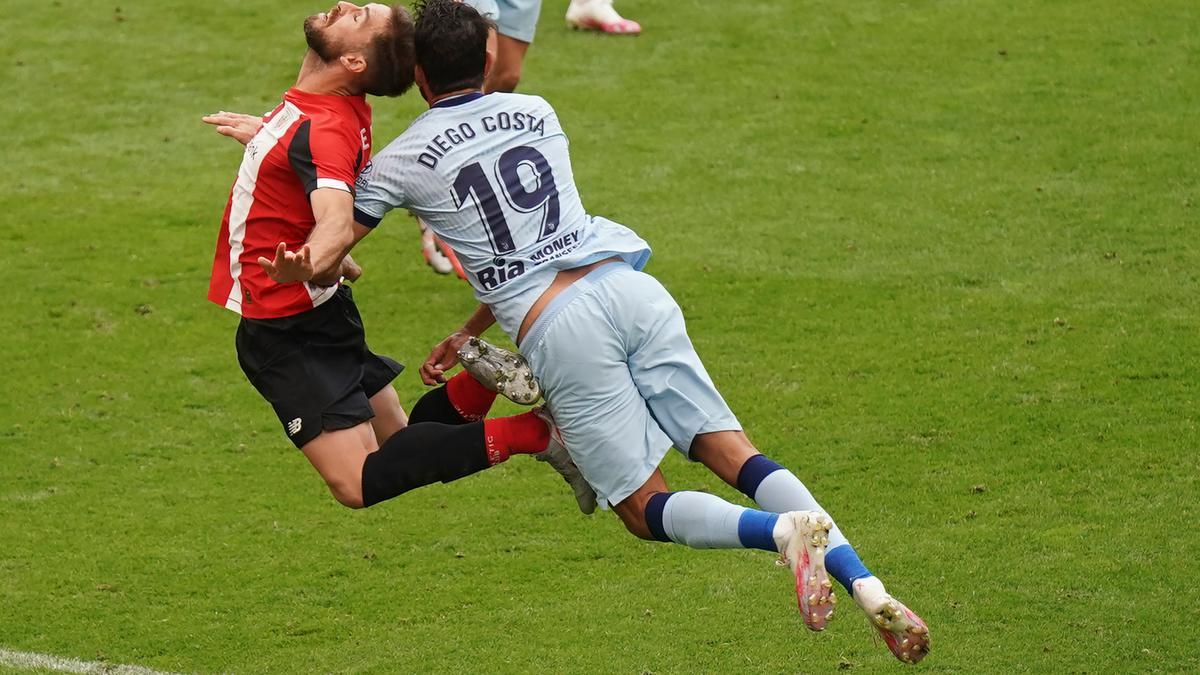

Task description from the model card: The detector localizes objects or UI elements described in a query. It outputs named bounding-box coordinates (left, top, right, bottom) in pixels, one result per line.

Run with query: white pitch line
left=0, top=647, right=183, bottom=675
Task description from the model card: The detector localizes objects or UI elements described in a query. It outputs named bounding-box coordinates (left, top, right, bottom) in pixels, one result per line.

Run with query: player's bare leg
left=368, top=384, right=408, bottom=439
left=610, top=468, right=670, bottom=539
left=688, top=429, right=758, bottom=484
left=301, top=424, right=378, bottom=508
left=484, top=34, right=529, bottom=93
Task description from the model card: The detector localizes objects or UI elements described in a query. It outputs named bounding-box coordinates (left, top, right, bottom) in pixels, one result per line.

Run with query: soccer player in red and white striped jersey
left=206, top=85, right=373, bottom=319
left=203, top=3, right=592, bottom=513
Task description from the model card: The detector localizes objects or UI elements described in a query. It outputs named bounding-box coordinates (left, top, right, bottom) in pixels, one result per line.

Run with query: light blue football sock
left=825, top=544, right=874, bottom=595
left=752, top=469, right=849, bottom=549
left=736, top=455, right=873, bottom=594
left=644, top=491, right=779, bottom=552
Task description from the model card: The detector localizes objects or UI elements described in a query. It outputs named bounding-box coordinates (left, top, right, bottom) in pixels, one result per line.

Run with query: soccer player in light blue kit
left=367, top=0, right=931, bottom=662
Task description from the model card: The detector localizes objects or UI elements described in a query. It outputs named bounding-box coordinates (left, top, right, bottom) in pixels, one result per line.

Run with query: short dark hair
left=413, top=0, right=493, bottom=96
left=361, top=4, right=417, bottom=97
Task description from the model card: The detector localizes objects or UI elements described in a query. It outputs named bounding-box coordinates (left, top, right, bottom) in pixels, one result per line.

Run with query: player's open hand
left=202, top=111, right=263, bottom=145
left=258, top=242, right=315, bottom=284
left=420, top=331, right=472, bottom=385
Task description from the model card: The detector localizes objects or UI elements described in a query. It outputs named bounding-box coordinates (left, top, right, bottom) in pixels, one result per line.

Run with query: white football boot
left=457, top=337, right=542, bottom=405
left=533, top=407, right=597, bottom=515
left=852, top=577, right=931, bottom=664
left=565, top=0, right=641, bottom=34
left=420, top=218, right=455, bottom=275
left=774, top=511, right=835, bottom=631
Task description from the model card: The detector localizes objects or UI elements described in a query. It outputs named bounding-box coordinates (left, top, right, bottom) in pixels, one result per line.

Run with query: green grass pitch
left=1, top=0, right=1198, bottom=672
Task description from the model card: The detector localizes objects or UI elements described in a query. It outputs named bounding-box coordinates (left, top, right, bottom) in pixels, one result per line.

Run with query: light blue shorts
left=464, top=0, right=542, bottom=43
left=520, top=263, right=742, bottom=508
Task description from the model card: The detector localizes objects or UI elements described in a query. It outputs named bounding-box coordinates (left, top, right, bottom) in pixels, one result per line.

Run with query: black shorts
left=235, top=285, right=403, bottom=448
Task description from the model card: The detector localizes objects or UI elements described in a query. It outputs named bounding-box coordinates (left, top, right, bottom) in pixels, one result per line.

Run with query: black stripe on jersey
left=287, top=119, right=318, bottom=195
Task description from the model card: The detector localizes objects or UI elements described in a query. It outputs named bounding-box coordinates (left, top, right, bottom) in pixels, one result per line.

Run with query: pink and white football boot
left=853, top=576, right=931, bottom=664
left=565, top=0, right=641, bottom=35
left=419, top=218, right=454, bottom=275
left=774, top=511, right=835, bottom=631
left=418, top=217, right=468, bottom=280
left=437, top=235, right=468, bottom=280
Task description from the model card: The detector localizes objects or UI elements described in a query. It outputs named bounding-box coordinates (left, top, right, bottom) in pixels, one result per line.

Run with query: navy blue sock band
left=644, top=492, right=672, bottom=542
left=826, top=544, right=873, bottom=594
left=736, top=454, right=785, bottom=499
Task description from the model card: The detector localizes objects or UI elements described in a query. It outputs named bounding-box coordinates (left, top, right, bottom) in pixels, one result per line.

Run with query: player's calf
left=611, top=471, right=672, bottom=539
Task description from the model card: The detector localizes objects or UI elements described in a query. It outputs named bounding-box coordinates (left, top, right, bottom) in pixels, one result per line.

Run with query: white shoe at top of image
left=565, top=0, right=641, bottom=34
left=420, top=220, right=455, bottom=275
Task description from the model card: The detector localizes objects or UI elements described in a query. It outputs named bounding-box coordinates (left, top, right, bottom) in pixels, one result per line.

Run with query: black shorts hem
left=235, top=285, right=404, bottom=449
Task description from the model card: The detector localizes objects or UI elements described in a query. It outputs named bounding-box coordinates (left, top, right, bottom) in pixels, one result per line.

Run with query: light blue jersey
left=354, top=92, right=651, bottom=339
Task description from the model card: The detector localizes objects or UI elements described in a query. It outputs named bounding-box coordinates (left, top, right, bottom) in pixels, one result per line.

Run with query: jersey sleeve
left=534, top=96, right=566, bottom=143
left=287, top=118, right=361, bottom=195
left=352, top=143, right=408, bottom=228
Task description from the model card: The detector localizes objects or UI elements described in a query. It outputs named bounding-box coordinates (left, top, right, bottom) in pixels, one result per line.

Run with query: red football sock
left=446, top=370, right=498, bottom=422
left=483, top=412, right=550, bottom=466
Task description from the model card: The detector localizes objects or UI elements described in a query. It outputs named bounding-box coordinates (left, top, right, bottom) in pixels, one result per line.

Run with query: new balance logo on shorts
left=286, top=418, right=303, bottom=436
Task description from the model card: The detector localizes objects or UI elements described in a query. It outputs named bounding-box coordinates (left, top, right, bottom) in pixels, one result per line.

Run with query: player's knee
left=617, top=510, right=655, bottom=540
left=327, top=479, right=365, bottom=509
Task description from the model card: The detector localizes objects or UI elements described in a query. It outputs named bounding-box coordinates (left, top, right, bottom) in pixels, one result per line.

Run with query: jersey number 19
left=451, top=145, right=561, bottom=260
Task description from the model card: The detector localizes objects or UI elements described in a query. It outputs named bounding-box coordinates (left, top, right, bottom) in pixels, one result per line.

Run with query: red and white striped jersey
left=208, top=88, right=372, bottom=319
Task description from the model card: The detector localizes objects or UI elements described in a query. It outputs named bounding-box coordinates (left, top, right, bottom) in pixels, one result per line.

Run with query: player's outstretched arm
left=335, top=254, right=364, bottom=283
left=202, top=111, right=263, bottom=145
left=310, top=252, right=364, bottom=286
left=258, top=189, right=372, bottom=284
left=420, top=304, right=497, bottom=385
